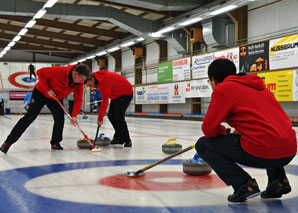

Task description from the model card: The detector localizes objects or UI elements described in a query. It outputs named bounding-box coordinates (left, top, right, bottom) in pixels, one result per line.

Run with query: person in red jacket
left=196, top=59, right=297, bottom=203
left=85, top=69, right=133, bottom=147
left=0, top=64, right=91, bottom=154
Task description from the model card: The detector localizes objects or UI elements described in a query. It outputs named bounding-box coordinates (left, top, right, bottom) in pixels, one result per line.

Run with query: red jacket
left=202, top=74, right=297, bottom=159
left=35, top=65, right=84, bottom=117
left=93, top=70, right=133, bottom=122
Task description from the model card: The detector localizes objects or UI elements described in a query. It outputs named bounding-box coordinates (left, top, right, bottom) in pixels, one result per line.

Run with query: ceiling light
left=43, top=0, right=58, bottom=8
left=209, top=5, right=237, bottom=16
left=70, top=62, right=77, bottom=65
left=121, top=41, right=135, bottom=47
left=18, top=28, right=28, bottom=36
left=96, top=51, right=107, bottom=56
left=25, top=20, right=36, bottom=28
left=4, top=47, right=11, bottom=51
left=107, top=46, right=120, bottom=52
left=34, top=9, right=47, bottom=19
left=12, top=35, right=21, bottom=42
left=179, top=17, right=202, bottom=26
left=1, top=51, right=7, bottom=55
left=8, top=42, right=16, bottom=47
left=0, top=55, right=3, bottom=58
left=87, top=55, right=96, bottom=59
left=151, top=27, right=175, bottom=37
left=78, top=58, right=86, bottom=63
left=136, top=37, right=144, bottom=41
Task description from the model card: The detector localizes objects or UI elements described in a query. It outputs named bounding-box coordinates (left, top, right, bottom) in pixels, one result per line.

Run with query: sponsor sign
left=258, top=70, right=293, bottom=101
left=239, top=41, right=269, bottom=73
left=192, top=53, right=213, bottom=79
left=269, top=34, right=298, bottom=70
left=172, top=57, right=191, bottom=81
left=213, top=47, right=240, bottom=72
left=185, top=79, right=212, bottom=98
left=158, top=61, right=172, bottom=83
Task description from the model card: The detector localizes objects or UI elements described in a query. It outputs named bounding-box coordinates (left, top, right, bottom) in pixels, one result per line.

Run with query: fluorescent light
left=70, top=62, right=77, bottom=65
left=25, top=20, right=36, bottom=28
left=136, top=37, right=144, bottom=41
left=1, top=51, right=7, bottom=55
left=107, top=46, right=120, bottom=52
left=4, top=47, right=11, bottom=51
left=179, top=17, right=202, bottom=26
left=78, top=58, right=86, bottom=63
left=12, top=35, right=21, bottom=42
left=34, top=9, right=47, bottom=19
left=18, top=28, right=28, bottom=36
left=96, top=51, right=107, bottom=56
left=0, top=55, right=3, bottom=58
left=209, top=5, right=237, bottom=16
left=8, top=42, right=16, bottom=47
left=44, top=0, right=58, bottom=8
left=151, top=27, right=175, bottom=37
left=87, top=55, right=96, bottom=59
left=121, top=41, right=135, bottom=47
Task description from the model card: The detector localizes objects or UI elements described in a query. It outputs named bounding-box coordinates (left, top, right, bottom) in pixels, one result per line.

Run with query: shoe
left=51, top=144, right=63, bottom=150
left=0, top=142, right=11, bottom=154
left=228, top=179, right=260, bottom=202
left=261, top=177, right=291, bottom=198
left=110, top=139, right=124, bottom=145
left=124, top=141, right=132, bottom=147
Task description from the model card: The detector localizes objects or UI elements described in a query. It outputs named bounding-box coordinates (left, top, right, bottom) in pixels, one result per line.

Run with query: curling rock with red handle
left=96, top=133, right=110, bottom=146
left=162, top=139, right=182, bottom=154
left=77, top=137, right=94, bottom=149
left=183, top=153, right=212, bottom=176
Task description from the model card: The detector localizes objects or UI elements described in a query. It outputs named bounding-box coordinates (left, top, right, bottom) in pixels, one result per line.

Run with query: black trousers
left=108, top=94, right=132, bottom=143
left=68, top=100, right=74, bottom=115
left=30, top=71, right=37, bottom=81
left=196, top=134, right=295, bottom=189
left=0, top=100, right=4, bottom=115
left=5, top=88, right=65, bottom=145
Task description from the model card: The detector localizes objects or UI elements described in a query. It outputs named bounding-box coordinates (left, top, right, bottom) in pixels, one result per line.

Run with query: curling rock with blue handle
left=162, top=139, right=182, bottom=154
left=183, top=153, right=212, bottom=176
left=96, top=133, right=110, bottom=146
left=77, top=137, right=94, bottom=149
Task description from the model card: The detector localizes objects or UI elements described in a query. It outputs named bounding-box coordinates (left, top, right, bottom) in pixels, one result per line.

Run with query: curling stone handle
left=166, top=138, right=177, bottom=144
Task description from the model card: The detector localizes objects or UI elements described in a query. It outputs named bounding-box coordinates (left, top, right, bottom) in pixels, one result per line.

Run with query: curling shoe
left=124, top=141, right=132, bottom=147
left=261, top=177, right=291, bottom=198
left=51, top=143, right=64, bottom=150
left=0, top=142, right=11, bottom=154
left=228, top=179, right=260, bottom=202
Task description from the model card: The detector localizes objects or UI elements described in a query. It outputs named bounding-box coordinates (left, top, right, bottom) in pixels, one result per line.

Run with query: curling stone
left=162, top=138, right=182, bottom=154
left=95, top=133, right=111, bottom=146
left=77, top=137, right=94, bottom=149
left=82, top=115, right=88, bottom=119
left=183, top=153, right=212, bottom=176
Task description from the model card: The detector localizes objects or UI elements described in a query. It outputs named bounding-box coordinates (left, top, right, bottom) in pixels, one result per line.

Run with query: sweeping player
left=196, top=59, right=297, bottom=202
left=85, top=69, right=133, bottom=147
left=0, top=64, right=91, bottom=154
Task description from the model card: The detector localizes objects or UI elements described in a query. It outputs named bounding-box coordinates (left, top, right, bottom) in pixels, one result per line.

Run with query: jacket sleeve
left=202, top=88, right=231, bottom=138
left=72, top=83, right=84, bottom=117
left=97, top=85, right=112, bottom=122
left=36, top=67, right=57, bottom=94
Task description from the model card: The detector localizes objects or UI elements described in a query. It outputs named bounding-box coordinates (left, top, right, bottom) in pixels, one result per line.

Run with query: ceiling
left=0, top=0, right=221, bottom=63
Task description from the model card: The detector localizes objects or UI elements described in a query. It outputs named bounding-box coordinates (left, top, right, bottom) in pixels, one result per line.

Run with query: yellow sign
left=257, top=70, right=293, bottom=101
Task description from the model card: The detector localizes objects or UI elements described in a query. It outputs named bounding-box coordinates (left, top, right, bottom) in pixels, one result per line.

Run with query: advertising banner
left=157, top=61, right=172, bottom=83
left=292, top=70, right=298, bottom=101
left=258, top=70, right=293, bottom=101
left=168, top=82, right=186, bottom=103
left=213, top=47, right=240, bottom=72
left=192, top=53, right=213, bottom=79
left=146, top=85, right=169, bottom=104
left=172, top=57, right=191, bottom=81
left=135, top=86, right=147, bottom=104
left=185, top=79, right=212, bottom=98
left=269, top=34, right=298, bottom=70
left=239, top=41, right=269, bottom=73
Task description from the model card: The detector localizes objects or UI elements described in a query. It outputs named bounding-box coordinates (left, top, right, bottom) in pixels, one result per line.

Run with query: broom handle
left=54, top=97, right=96, bottom=149
left=136, top=144, right=195, bottom=174
left=94, top=125, right=100, bottom=143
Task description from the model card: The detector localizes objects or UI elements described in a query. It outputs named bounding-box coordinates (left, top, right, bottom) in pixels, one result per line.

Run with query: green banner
left=158, top=62, right=172, bottom=83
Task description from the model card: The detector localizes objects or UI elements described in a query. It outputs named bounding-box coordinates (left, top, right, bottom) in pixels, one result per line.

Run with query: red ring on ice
left=99, top=171, right=226, bottom=191
left=8, top=72, right=35, bottom=89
